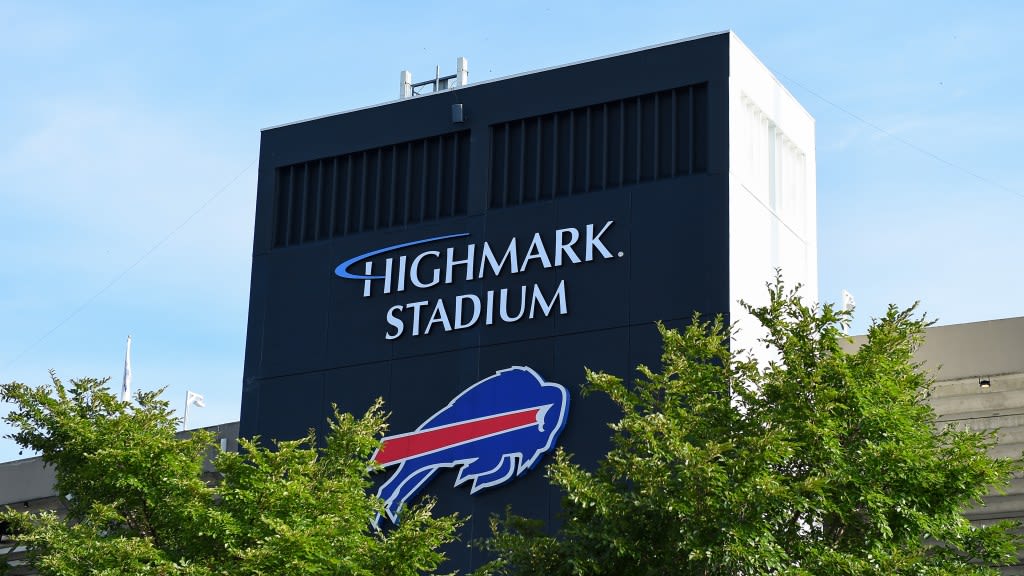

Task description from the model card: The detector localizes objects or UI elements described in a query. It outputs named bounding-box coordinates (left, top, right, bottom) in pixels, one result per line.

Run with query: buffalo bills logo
left=372, top=366, right=569, bottom=525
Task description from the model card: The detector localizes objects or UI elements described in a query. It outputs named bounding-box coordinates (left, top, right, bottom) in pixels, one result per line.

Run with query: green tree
left=0, top=374, right=462, bottom=575
left=477, top=278, right=1023, bottom=575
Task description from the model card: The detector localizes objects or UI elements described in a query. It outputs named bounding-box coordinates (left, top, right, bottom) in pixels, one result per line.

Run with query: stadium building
left=239, top=31, right=815, bottom=570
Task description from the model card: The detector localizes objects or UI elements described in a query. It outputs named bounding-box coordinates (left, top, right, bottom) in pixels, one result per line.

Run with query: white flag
left=841, top=290, right=856, bottom=312
left=840, top=290, right=856, bottom=335
left=187, top=390, right=206, bottom=408
left=183, top=390, right=206, bottom=431
left=121, top=336, right=132, bottom=402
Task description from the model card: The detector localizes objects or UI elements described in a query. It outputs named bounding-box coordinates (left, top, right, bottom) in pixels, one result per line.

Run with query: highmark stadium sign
left=334, top=221, right=620, bottom=340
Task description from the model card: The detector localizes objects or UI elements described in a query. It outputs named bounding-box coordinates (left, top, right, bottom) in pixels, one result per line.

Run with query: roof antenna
left=400, top=57, right=468, bottom=99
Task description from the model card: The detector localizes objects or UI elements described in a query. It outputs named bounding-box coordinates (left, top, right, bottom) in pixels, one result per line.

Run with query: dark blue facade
left=242, top=31, right=732, bottom=571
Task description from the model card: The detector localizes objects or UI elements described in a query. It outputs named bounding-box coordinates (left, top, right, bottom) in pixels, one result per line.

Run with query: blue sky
left=2, top=1, right=1022, bottom=461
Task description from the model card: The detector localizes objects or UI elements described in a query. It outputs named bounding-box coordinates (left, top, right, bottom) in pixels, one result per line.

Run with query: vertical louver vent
left=272, top=130, right=470, bottom=248
left=489, top=83, right=708, bottom=208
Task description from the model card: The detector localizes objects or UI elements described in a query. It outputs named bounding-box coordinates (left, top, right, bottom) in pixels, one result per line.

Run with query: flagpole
left=121, top=335, right=132, bottom=403
left=183, top=390, right=190, bottom=431
left=183, top=390, right=206, bottom=431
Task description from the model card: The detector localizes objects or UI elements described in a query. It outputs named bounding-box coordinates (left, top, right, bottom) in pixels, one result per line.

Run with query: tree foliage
left=0, top=374, right=462, bottom=575
left=477, top=278, right=1023, bottom=575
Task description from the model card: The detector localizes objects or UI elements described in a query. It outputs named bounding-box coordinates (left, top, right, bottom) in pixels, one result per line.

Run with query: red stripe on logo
left=374, top=407, right=543, bottom=466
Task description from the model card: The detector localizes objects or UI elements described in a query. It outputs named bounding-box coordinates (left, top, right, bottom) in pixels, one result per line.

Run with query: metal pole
left=399, top=70, right=413, bottom=99
left=183, top=390, right=190, bottom=431
left=455, top=57, right=468, bottom=87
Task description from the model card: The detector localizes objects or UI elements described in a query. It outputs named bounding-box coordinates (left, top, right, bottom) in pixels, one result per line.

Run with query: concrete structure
left=849, top=317, right=1024, bottom=574
left=0, top=423, right=238, bottom=574
left=913, top=319, right=1024, bottom=540
left=917, top=317, right=1024, bottom=462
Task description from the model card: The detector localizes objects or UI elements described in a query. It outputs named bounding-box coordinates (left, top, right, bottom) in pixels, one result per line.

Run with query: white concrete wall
left=727, top=33, right=817, bottom=358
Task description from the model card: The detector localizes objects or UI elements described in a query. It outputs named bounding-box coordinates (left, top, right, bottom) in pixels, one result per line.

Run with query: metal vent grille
left=489, top=83, right=708, bottom=208
left=272, top=130, right=470, bottom=248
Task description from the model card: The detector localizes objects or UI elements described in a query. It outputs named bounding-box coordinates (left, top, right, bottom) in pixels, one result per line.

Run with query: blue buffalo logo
left=372, top=366, right=569, bottom=524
